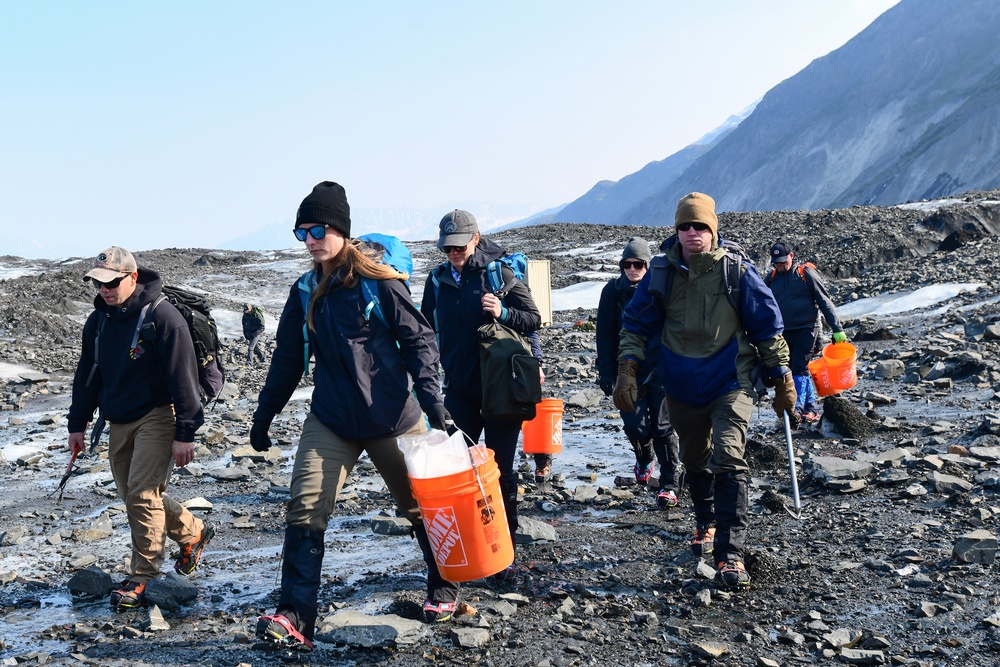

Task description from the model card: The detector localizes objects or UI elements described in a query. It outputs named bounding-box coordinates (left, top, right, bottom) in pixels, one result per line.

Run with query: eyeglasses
left=621, top=260, right=645, bottom=270
left=442, top=245, right=467, bottom=254
left=93, top=275, right=127, bottom=290
left=293, top=225, right=329, bottom=242
left=677, top=222, right=711, bottom=233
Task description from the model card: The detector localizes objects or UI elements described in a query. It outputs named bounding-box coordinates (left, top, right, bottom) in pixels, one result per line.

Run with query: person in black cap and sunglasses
left=764, top=242, right=846, bottom=423
left=250, top=182, right=458, bottom=650
left=596, top=237, right=681, bottom=508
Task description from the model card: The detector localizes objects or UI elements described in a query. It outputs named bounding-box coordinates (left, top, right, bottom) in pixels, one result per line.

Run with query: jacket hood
left=465, top=235, right=506, bottom=270
left=92, top=266, right=162, bottom=318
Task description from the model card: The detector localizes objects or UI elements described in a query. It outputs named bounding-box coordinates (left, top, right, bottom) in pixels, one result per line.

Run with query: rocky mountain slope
left=2, top=191, right=1000, bottom=666
left=549, top=0, right=1000, bottom=230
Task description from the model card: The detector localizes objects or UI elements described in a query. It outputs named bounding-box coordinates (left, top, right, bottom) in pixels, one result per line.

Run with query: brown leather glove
left=772, top=372, right=798, bottom=421
left=613, top=359, right=639, bottom=413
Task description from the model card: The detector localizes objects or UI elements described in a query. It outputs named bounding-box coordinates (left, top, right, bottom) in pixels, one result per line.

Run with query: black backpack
left=86, top=285, right=225, bottom=405
left=646, top=238, right=769, bottom=403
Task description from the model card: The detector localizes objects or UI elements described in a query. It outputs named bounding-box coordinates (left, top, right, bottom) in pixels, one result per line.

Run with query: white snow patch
left=551, top=281, right=606, bottom=312
left=838, top=282, right=985, bottom=319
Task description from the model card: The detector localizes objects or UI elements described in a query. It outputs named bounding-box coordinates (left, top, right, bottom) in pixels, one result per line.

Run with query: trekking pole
left=782, top=411, right=802, bottom=519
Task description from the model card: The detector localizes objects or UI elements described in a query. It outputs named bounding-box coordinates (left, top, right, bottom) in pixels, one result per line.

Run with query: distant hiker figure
left=242, top=303, right=266, bottom=364
left=420, top=209, right=542, bottom=584
left=250, top=181, right=457, bottom=651
left=596, top=237, right=680, bottom=508
left=765, top=242, right=846, bottom=424
left=616, top=193, right=794, bottom=590
left=67, top=246, right=215, bottom=611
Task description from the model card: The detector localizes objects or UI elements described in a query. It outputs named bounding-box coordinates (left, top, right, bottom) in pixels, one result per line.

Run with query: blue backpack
left=295, top=234, right=412, bottom=375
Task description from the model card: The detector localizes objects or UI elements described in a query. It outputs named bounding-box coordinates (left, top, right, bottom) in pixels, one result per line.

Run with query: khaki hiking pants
left=108, top=404, right=203, bottom=584
left=665, top=388, right=754, bottom=474
left=286, top=414, right=426, bottom=532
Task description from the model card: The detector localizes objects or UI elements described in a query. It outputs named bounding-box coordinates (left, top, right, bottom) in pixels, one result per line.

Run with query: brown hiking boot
left=175, top=521, right=215, bottom=575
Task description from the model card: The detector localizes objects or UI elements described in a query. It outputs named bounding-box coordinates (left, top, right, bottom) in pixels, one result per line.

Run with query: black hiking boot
left=175, top=521, right=215, bottom=575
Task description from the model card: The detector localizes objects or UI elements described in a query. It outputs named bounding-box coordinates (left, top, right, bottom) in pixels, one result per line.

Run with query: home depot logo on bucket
left=423, top=506, right=468, bottom=567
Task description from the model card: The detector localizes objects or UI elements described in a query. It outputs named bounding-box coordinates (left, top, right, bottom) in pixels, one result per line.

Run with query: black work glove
left=598, top=377, right=613, bottom=397
left=426, top=404, right=453, bottom=432
left=250, top=416, right=274, bottom=452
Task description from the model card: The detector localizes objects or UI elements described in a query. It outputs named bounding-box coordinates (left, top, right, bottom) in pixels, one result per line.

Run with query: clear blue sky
left=0, top=0, right=899, bottom=259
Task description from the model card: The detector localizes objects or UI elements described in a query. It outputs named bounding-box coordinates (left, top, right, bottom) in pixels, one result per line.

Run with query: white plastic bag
left=398, top=429, right=489, bottom=479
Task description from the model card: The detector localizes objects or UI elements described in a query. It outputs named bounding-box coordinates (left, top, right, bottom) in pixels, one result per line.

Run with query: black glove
left=599, top=377, right=613, bottom=397
left=426, top=404, right=453, bottom=432
left=250, top=417, right=273, bottom=452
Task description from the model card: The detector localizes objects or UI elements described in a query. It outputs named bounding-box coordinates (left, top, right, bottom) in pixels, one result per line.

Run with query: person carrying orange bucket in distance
left=526, top=332, right=554, bottom=483
left=764, top=242, right=847, bottom=425
left=596, top=237, right=681, bottom=508
left=249, top=182, right=459, bottom=651
left=421, top=209, right=541, bottom=585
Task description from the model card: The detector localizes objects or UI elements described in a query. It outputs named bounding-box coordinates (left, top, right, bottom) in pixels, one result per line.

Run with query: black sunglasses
left=621, top=260, right=646, bottom=270
left=93, top=275, right=127, bottom=290
left=293, top=225, right=329, bottom=242
left=441, top=245, right=467, bottom=254
left=677, top=222, right=711, bottom=232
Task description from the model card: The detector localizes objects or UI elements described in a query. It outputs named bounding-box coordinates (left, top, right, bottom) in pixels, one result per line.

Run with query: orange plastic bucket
left=522, top=398, right=564, bottom=454
left=808, top=357, right=839, bottom=396
left=822, top=342, right=858, bottom=391
left=409, top=450, right=514, bottom=582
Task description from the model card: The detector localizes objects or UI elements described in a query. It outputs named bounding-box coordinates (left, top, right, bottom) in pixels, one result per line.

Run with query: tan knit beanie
left=674, top=192, right=719, bottom=241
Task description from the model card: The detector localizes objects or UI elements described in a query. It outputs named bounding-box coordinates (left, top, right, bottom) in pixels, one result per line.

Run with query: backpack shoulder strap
left=359, top=276, right=388, bottom=328
left=721, top=252, right=743, bottom=317
left=647, top=255, right=673, bottom=301
left=296, top=271, right=314, bottom=376
left=85, top=313, right=106, bottom=388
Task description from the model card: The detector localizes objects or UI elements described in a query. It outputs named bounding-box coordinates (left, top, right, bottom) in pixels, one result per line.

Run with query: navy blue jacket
left=68, top=268, right=204, bottom=442
left=421, top=236, right=541, bottom=399
left=255, top=269, right=443, bottom=439
left=765, top=262, right=843, bottom=334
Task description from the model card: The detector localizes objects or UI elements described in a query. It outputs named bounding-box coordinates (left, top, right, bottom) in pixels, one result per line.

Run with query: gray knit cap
left=620, top=237, right=652, bottom=268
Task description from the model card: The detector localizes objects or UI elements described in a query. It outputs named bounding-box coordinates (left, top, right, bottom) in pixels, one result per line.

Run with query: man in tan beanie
left=614, top=192, right=795, bottom=589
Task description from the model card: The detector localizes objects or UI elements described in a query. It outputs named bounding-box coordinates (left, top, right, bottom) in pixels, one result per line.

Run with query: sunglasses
left=622, top=260, right=646, bottom=270
left=293, top=225, right=329, bottom=242
left=93, top=275, right=127, bottom=290
left=677, top=222, right=711, bottom=233
left=441, top=245, right=467, bottom=254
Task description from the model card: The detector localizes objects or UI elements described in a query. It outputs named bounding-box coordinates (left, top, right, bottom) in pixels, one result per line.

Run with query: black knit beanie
left=296, top=181, right=351, bottom=237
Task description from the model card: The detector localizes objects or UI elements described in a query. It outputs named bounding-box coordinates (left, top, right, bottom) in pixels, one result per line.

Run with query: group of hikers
left=65, top=182, right=844, bottom=651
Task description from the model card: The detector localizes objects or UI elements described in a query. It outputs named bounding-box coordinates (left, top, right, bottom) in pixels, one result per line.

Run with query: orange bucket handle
left=454, top=427, right=496, bottom=525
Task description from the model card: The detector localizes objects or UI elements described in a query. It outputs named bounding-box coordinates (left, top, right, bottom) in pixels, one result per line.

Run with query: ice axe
left=51, top=442, right=84, bottom=503
left=782, top=411, right=802, bottom=519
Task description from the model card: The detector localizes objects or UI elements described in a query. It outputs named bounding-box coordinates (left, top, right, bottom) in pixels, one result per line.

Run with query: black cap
left=770, top=242, right=790, bottom=264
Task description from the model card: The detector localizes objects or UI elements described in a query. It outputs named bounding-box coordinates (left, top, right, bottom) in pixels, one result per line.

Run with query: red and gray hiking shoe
left=634, top=460, right=654, bottom=485
left=656, top=489, right=678, bottom=508
left=690, top=526, right=716, bottom=558
left=716, top=558, right=751, bottom=589
left=422, top=598, right=458, bottom=623
left=256, top=614, right=314, bottom=651
left=175, top=521, right=215, bottom=575
left=534, top=464, right=552, bottom=484
left=802, top=411, right=821, bottom=423
left=110, top=579, right=147, bottom=610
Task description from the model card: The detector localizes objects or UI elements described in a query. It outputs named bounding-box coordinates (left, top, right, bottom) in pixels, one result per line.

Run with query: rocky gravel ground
left=2, top=190, right=1000, bottom=666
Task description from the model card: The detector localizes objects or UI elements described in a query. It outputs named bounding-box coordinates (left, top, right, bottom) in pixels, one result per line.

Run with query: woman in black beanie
left=249, top=182, right=459, bottom=650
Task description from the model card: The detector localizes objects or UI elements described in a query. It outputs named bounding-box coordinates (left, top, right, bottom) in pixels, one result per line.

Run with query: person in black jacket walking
left=596, top=237, right=681, bottom=508
left=242, top=303, right=266, bottom=364
left=420, top=210, right=541, bottom=582
left=765, top=242, right=846, bottom=423
left=250, top=182, right=457, bottom=651
left=67, top=246, right=215, bottom=611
